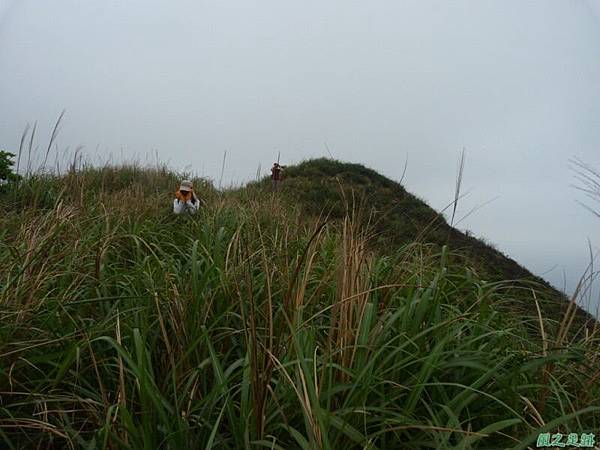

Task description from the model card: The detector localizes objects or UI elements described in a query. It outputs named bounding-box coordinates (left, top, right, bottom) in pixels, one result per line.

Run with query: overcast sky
left=1, top=0, right=599, bottom=313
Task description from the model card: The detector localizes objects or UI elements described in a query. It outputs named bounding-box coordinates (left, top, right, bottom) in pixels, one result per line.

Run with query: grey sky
left=1, top=1, right=600, bottom=312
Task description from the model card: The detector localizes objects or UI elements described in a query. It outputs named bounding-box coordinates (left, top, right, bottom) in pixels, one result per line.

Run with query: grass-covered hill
left=254, top=159, right=593, bottom=326
left=1, top=159, right=599, bottom=449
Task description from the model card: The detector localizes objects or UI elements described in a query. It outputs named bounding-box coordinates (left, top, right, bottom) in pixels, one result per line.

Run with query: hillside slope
left=1, top=161, right=599, bottom=448
left=258, top=158, right=594, bottom=326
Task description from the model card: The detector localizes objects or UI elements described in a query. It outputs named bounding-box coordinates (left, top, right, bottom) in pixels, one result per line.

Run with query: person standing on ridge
left=271, top=162, right=286, bottom=191
left=173, top=180, right=199, bottom=215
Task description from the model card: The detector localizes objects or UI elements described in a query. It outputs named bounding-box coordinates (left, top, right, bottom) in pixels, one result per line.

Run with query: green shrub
left=0, top=150, right=21, bottom=190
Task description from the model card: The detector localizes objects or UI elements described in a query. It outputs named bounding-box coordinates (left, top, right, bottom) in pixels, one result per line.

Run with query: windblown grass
left=1, top=162, right=599, bottom=449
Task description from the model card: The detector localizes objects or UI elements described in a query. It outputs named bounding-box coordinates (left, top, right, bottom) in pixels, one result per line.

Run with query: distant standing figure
left=271, top=163, right=286, bottom=190
left=173, top=180, right=199, bottom=215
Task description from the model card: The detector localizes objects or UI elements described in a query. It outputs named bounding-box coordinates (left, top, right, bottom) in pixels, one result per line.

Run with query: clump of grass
left=0, top=161, right=599, bottom=449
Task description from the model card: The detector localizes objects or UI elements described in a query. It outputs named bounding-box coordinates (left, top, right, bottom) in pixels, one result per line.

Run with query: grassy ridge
left=266, top=158, right=596, bottom=327
left=1, top=162, right=599, bottom=449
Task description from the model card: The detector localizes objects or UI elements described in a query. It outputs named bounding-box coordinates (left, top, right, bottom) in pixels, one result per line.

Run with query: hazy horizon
left=1, top=0, right=599, bottom=312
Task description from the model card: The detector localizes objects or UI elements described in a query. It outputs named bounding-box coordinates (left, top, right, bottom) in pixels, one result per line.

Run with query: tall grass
left=1, top=163, right=599, bottom=449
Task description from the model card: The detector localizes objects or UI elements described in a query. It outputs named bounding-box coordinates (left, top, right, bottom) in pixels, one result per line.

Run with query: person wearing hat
left=173, top=180, right=199, bottom=215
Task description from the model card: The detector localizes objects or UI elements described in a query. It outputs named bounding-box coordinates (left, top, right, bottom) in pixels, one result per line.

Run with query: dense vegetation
left=0, top=151, right=22, bottom=189
left=1, top=160, right=599, bottom=449
left=255, top=159, right=595, bottom=327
